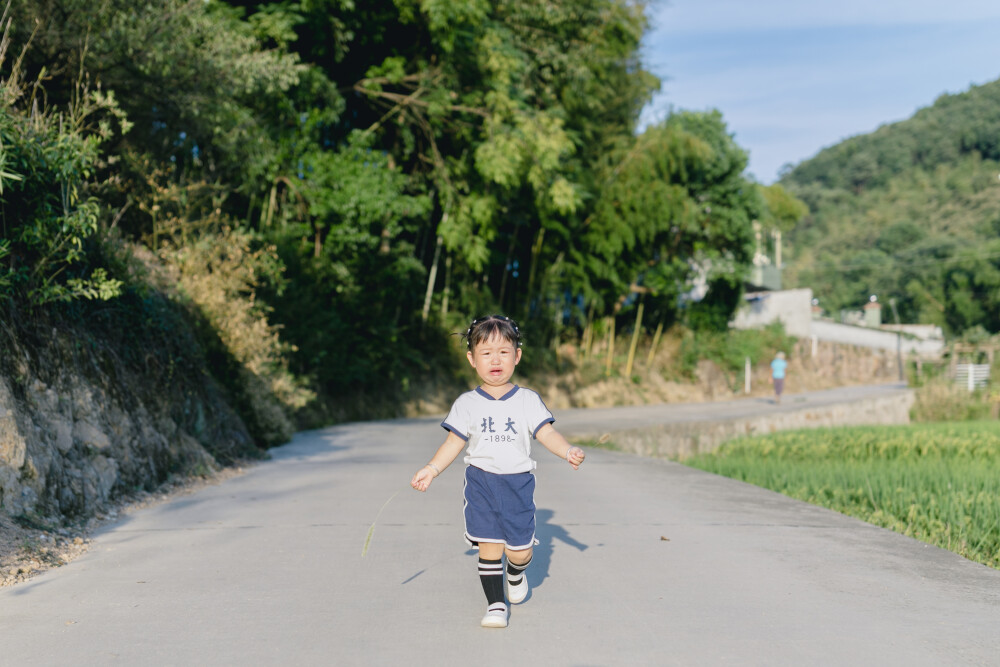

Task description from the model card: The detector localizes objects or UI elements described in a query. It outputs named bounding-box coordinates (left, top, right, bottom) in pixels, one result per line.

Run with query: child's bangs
left=466, top=315, right=521, bottom=350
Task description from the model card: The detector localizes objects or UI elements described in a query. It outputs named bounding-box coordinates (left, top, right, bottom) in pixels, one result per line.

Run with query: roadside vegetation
left=684, top=422, right=1000, bottom=570
left=0, top=0, right=813, bottom=434
left=910, top=375, right=996, bottom=423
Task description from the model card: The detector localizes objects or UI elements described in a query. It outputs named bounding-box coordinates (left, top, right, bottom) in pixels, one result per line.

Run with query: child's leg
left=506, top=547, right=532, bottom=565
left=477, top=543, right=508, bottom=627
left=479, top=542, right=505, bottom=560
left=478, top=554, right=505, bottom=604
left=477, top=542, right=506, bottom=603
left=504, top=547, right=532, bottom=603
left=493, top=471, right=536, bottom=604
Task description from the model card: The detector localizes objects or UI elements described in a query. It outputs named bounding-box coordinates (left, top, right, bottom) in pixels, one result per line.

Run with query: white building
left=730, top=288, right=945, bottom=358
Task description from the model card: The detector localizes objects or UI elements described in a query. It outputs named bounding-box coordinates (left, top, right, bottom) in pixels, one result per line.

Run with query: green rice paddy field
left=685, top=421, right=1000, bottom=569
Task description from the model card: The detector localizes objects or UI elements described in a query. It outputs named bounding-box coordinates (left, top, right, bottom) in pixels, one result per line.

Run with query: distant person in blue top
left=770, top=351, right=788, bottom=404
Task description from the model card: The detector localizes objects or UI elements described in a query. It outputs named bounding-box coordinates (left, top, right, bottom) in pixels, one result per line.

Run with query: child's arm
left=411, top=431, right=467, bottom=492
left=536, top=423, right=585, bottom=470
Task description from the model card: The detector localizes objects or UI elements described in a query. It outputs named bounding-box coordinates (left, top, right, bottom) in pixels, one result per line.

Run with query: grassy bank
left=684, top=422, right=1000, bottom=569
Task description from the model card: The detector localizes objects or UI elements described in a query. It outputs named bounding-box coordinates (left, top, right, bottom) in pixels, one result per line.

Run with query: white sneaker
left=507, top=573, right=529, bottom=604
left=481, top=603, right=508, bottom=628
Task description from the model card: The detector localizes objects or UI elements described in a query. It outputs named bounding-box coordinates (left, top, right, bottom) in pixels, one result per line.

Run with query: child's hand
left=566, top=446, right=585, bottom=470
left=411, top=466, right=435, bottom=492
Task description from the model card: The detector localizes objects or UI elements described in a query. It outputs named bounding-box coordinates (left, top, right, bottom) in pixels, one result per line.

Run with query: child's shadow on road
left=527, top=508, right=586, bottom=595
left=459, top=508, right=586, bottom=601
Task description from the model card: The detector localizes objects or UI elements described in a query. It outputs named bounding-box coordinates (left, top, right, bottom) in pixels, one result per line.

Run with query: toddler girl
left=411, top=315, right=585, bottom=628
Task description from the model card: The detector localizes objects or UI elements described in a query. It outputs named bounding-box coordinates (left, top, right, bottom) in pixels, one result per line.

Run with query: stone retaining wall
left=0, top=326, right=256, bottom=521
left=597, top=390, right=915, bottom=460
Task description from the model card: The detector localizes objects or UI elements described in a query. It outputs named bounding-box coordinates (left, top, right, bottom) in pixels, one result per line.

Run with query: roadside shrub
left=159, top=221, right=314, bottom=446
left=678, top=321, right=795, bottom=382
left=911, top=378, right=991, bottom=422
left=0, top=11, right=130, bottom=305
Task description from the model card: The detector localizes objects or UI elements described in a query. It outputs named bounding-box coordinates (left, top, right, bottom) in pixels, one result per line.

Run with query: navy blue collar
left=476, top=385, right=519, bottom=401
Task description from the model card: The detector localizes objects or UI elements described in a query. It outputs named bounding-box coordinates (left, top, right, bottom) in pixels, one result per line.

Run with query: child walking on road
left=411, top=315, right=585, bottom=628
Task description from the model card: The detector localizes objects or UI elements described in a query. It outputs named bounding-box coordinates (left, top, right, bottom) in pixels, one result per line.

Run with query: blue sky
left=638, top=1, right=1000, bottom=183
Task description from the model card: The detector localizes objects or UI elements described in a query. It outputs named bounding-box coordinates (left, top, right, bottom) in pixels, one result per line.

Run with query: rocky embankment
left=1, top=309, right=261, bottom=584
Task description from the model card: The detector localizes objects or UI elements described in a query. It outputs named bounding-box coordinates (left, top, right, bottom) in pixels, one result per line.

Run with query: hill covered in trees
left=781, top=76, right=1000, bottom=336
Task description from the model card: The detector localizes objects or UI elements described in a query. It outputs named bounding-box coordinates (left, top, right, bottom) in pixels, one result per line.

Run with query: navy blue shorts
left=463, top=466, right=537, bottom=551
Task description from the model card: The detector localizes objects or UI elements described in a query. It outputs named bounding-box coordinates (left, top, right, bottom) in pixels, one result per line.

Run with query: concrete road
left=1, top=388, right=998, bottom=666
left=556, top=381, right=914, bottom=434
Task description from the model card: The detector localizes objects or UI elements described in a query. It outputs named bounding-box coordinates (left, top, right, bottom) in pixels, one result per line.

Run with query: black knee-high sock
left=506, top=555, right=532, bottom=585
left=478, top=557, right=505, bottom=605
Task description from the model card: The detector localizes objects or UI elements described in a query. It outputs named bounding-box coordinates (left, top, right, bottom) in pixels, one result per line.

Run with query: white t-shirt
left=442, top=385, right=554, bottom=474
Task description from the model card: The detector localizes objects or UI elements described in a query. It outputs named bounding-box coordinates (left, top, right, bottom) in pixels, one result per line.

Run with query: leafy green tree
left=260, top=131, right=432, bottom=399
left=333, top=1, right=655, bottom=309
left=584, top=110, right=761, bottom=330
left=759, top=183, right=808, bottom=233
left=11, top=0, right=316, bottom=234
